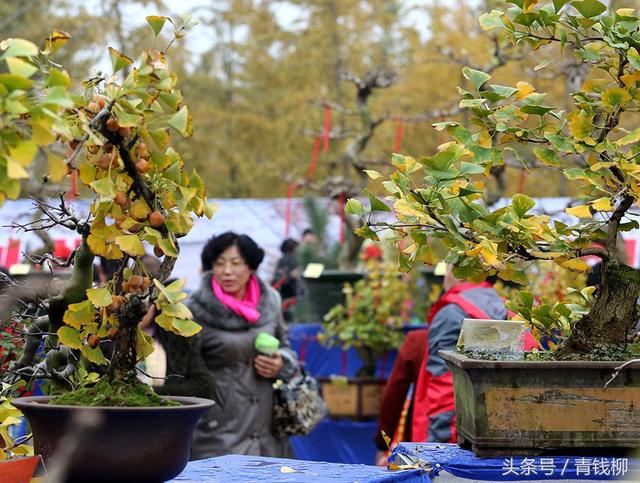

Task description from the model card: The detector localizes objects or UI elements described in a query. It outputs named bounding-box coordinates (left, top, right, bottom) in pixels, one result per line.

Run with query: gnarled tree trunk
left=564, top=260, right=640, bottom=353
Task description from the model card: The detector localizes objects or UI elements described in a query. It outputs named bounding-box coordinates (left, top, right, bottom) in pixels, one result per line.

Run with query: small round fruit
left=87, top=101, right=99, bottom=113
left=106, top=117, right=120, bottom=132
left=141, top=277, right=151, bottom=289
left=137, top=143, right=149, bottom=158
left=118, top=126, right=131, bottom=138
left=122, top=281, right=131, bottom=293
left=153, top=246, right=164, bottom=258
left=69, top=140, right=80, bottom=150
left=97, top=97, right=106, bottom=109
left=148, top=210, right=164, bottom=228
left=104, top=143, right=114, bottom=153
left=98, top=155, right=112, bottom=170
left=109, top=295, right=125, bottom=312
left=129, top=275, right=144, bottom=288
left=88, top=334, right=100, bottom=349
left=107, top=327, right=119, bottom=339
left=114, top=192, right=130, bottom=208
left=135, top=159, right=150, bottom=173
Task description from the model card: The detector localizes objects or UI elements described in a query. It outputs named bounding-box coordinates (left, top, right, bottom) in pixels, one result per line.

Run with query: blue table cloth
left=287, top=324, right=426, bottom=464
left=171, top=454, right=427, bottom=482
left=390, top=443, right=640, bottom=481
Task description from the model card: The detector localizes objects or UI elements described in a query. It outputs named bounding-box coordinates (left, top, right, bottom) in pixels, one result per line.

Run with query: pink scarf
left=211, top=274, right=261, bottom=323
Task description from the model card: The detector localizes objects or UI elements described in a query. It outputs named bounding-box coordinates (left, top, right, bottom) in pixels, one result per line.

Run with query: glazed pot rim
left=11, top=395, right=214, bottom=411
left=439, top=350, right=638, bottom=369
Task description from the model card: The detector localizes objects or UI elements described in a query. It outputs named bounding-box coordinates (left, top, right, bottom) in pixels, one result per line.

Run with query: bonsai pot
left=301, top=270, right=363, bottom=323
left=318, top=377, right=386, bottom=420
left=440, top=350, right=640, bottom=457
left=12, top=395, right=213, bottom=483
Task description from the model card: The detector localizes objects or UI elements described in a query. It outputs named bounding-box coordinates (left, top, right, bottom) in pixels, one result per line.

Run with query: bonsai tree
left=0, top=16, right=213, bottom=404
left=319, top=258, right=430, bottom=377
left=347, top=1, right=640, bottom=358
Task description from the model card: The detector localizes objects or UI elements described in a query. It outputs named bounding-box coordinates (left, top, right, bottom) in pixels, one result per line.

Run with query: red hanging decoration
left=393, top=117, right=404, bottom=153
left=322, top=105, right=332, bottom=153
left=66, top=170, right=78, bottom=201
left=308, top=136, right=322, bottom=180
left=284, top=182, right=296, bottom=238
left=338, top=192, right=346, bottom=244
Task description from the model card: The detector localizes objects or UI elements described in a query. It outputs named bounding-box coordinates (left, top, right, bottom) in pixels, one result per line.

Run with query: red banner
left=322, top=105, right=331, bottom=153
left=308, top=136, right=322, bottom=180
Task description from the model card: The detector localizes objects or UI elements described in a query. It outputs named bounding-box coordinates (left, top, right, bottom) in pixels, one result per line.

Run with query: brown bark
left=564, top=260, right=640, bottom=353
left=107, top=297, right=146, bottom=383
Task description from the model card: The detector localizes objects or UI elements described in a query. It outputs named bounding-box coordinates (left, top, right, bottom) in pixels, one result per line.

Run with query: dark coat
left=186, top=272, right=299, bottom=460
left=152, top=330, right=214, bottom=400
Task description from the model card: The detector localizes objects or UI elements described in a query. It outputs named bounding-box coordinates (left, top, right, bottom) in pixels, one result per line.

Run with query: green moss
left=458, top=345, right=639, bottom=362
left=50, top=379, right=179, bottom=407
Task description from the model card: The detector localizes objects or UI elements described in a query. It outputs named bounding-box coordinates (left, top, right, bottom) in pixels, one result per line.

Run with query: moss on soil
left=459, top=345, right=639, bottom=362
left=50, top=378, right=179, bottom=407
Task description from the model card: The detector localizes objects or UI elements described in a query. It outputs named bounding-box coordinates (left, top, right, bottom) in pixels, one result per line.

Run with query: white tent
left=0, top=197, right=638, bottom=291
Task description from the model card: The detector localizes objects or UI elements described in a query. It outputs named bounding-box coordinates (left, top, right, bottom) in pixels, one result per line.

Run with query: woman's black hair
left=201, top=232, right=265, bottom=271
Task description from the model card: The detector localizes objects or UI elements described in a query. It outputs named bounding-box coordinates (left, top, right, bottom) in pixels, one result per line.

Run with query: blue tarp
left=391, top=443, right=640, bottom=481
left=288, top=323, right=399, bottom=378
left=171, top=454, right=428, bottom=482
left=291, top=418, right=378, bottom=465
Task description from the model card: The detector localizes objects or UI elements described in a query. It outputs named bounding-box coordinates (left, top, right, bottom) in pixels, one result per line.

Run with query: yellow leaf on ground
left=280, top=466, right=297, bottom=474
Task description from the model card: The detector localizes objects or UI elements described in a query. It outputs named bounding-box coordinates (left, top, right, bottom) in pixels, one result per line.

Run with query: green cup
left=254, top=332, right=280, bottom=356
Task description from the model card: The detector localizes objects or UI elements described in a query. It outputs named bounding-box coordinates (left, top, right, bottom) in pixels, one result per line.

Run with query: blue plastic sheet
left=391, top=443, right=640, bottom=481
left=171, top=454, right=429, bottom=482
left=288, top=323, right=398, bottom=378
left=291, top=418, right=378, bottom=465
left=287, top=324, right=426, bottom=465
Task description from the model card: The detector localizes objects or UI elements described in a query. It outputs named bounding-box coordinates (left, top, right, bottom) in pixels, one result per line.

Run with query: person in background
left=186, top=232, right=300, bottom=459
left=136, top=255, right=213, bottom=400
left=374, top=328, right=428, bottom=465
left=271, top=238, right=300, bottom=322
left=411, top=264, right=508, bottom=444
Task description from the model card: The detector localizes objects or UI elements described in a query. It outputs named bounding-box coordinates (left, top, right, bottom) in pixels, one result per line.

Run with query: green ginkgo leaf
left=115, top=235, right=145, bottom=257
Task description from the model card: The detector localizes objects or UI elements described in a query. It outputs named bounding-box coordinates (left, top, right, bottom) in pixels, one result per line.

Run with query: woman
left=187, top=232, right=300, bottom=459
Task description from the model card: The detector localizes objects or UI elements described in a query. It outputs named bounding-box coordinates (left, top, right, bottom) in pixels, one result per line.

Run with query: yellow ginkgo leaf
left=591, top=198, right=613, bottom=212
left=566, top=205, right=592, bottom=218
left=516, top=81, right=535, bottom=100
left=558, top=258, right=590, bottom=272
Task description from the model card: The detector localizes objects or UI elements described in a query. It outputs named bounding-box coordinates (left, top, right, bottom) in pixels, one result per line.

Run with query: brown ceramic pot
left=12, top=395, right=213, bottom=483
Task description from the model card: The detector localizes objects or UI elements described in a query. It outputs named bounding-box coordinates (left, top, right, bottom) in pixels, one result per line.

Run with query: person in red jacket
left=374, top=328, right=428, bottom=460
left=411, top=265, right=508, bottom=443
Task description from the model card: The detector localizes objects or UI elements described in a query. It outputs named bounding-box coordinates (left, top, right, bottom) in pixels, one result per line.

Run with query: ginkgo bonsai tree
left=348, top=0, right=640, bottom=357
left=0, top=15, right=213, bottom=405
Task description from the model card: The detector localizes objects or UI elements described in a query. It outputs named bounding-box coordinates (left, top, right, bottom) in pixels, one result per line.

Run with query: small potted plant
left=0, top=16, right=215, bottom=482
left=318, top=258, right=428, bottom=419
left=349, top=1, right=640, bottom=455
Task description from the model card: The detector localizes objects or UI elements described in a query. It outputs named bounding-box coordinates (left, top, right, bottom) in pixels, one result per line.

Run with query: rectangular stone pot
left=318, top=377, right=385, bottom=420
left=439, top=350, right=640, bottom=457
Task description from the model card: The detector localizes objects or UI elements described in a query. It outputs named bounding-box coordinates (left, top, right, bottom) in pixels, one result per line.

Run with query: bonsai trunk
left=564, top=260, right=640, bottom=354
left=107, top=297, right=146, bottom=383
left=355, top=346, right=377, bottom=379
